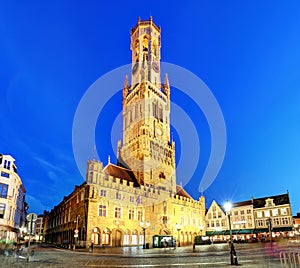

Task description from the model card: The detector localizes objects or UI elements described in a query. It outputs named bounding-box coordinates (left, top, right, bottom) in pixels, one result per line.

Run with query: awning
left=206, top=229, right=254, bottom=236
left=253, top=226, right=293, bottom=233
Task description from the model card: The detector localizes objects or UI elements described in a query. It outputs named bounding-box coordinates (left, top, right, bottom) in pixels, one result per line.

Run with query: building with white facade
left=0, top=154, right=27, bottom=242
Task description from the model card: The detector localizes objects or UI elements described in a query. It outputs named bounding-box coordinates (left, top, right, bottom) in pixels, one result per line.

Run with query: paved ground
left=0, top=241, right=298, bottom=267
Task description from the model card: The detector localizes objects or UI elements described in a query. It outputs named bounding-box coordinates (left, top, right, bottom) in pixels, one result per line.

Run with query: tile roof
left=176, top=185, right=193, bottom=199
left=103, top=163, right=140, bottom=187
left=253, top=193, right=290, bottom=208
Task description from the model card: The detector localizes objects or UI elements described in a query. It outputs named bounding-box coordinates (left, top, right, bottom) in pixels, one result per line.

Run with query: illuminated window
left=0, top=203, right=5, bottom=219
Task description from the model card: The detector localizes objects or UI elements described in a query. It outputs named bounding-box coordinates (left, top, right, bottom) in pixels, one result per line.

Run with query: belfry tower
left=118, top=17, right=176, bottom=194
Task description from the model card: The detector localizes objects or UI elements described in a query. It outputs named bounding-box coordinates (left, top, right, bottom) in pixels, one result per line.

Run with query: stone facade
left=44, top=17, right=206, bottom=248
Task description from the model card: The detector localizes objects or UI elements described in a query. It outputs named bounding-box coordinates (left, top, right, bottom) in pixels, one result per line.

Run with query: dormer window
left=265, top=198, right=274, bottom=207
left=3, top=160, right=11, bottom=170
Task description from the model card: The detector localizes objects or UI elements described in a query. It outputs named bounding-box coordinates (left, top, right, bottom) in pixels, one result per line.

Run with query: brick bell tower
left=118, top=17, right=176, bottom=194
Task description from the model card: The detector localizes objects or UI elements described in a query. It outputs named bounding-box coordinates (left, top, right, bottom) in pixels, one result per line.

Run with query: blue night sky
left=1, top=1, right=300, bottom=215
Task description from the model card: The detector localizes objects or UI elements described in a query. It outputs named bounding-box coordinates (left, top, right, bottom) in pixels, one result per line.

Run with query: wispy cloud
left=26, top=194, right=46, bottom=214
left=34, top=156, right=68, bottom=175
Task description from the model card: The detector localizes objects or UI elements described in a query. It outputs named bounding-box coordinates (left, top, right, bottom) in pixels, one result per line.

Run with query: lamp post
left=73, top=215, right=80, bottom=250
left=175, top=223, right=182, bottom=247
left=199, top=225, right=204, bottom=236
left=266, top=218, right=272, bottom=245
left=140, top=221, right=150, bottom=249
left=224, top=201, right=238, bottom=266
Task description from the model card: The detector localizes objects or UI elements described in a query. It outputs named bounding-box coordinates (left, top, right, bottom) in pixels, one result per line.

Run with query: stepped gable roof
left=103, top=163, right=139, bottom=187
left=176, top=185, right=193, bottom=199
left=253, top=193, right=290, bottom=208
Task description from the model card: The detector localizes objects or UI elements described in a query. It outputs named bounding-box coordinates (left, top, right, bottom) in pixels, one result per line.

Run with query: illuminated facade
left=0, top=154, right=27, bottom=242
left=44, top=17, right=206, bottom=248
left=206, top=192, right=293, bottom=241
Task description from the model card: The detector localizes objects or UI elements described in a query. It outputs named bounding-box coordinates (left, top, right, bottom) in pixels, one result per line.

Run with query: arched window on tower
left=152, top=41, right=157, bottom=57
left=143, top=36, right=148, bottom=52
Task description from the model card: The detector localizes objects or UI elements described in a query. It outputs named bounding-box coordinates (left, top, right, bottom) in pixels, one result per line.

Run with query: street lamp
left=224, top=201, right=238, bottom=266
left=73, top=215, right=80, bottom=250
left=199, top=225, right=204, bottom=236
left=175, top=223, right=182, bottom=247
left=140, top=221, right=150, bottom=249
left=266, top=218, right=272, bottom=245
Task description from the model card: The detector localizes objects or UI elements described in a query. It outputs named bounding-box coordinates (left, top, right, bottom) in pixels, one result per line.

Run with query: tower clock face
left=152, top=62, right=159, bottom=73
left=132, top=62, right=139, bottom=74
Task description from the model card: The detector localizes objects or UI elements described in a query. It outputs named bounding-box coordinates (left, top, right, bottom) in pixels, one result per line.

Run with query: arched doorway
left=102, top=228, right=111, bottom=246
left=112, top=229, right=123, bottom=247
left=91, top=227, right=100, bottom=245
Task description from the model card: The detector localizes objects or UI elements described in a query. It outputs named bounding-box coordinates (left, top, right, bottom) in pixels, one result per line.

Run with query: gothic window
left=134, top=40, right=139, bottom=57
left=152, top=41, right=157, bottom=57
left=158, top=105, right=163, bottom=121
left=135, top=104, right=138, bottom=119
left=142, top=36, right=148, bottom=51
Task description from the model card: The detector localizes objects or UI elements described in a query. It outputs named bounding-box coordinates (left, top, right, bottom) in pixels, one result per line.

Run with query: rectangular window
left=99, top=205, right=107, bottom=217
left=129, top=196, right=134, bottom=203
left=100, top=190, right=107, bottom=197
left=3, top=160, right=11, bottom=170
left=136, top=196, right=142, bottom=205
left=0, top=203, right=5, bottom=219
left=265, top=210, right=270, bottom=217
left=240, top=210, right=245, bottom=215
left=282, top=217, right=289, bottom=225
left=273, top=218, right=280, bottom=225
left=115, top=207, right=121, bottom=218
left=0, top=183, right=8, bottom=198
left=257, top=211, right=263, bottom=218
left=280, top=208, right=287, bottom=215
left=129, top=209, right=134, bottom=220
left=272, top=209, right=278, bottom=216
left=247, top=209, right=251, bottom=214
left=137, top=211, right=143, bottom=221
left=1, top=172, right=9, bottom=178
left=116, top=192, right=122, bottom=200
left=257, top=219, right=263, bottom=227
